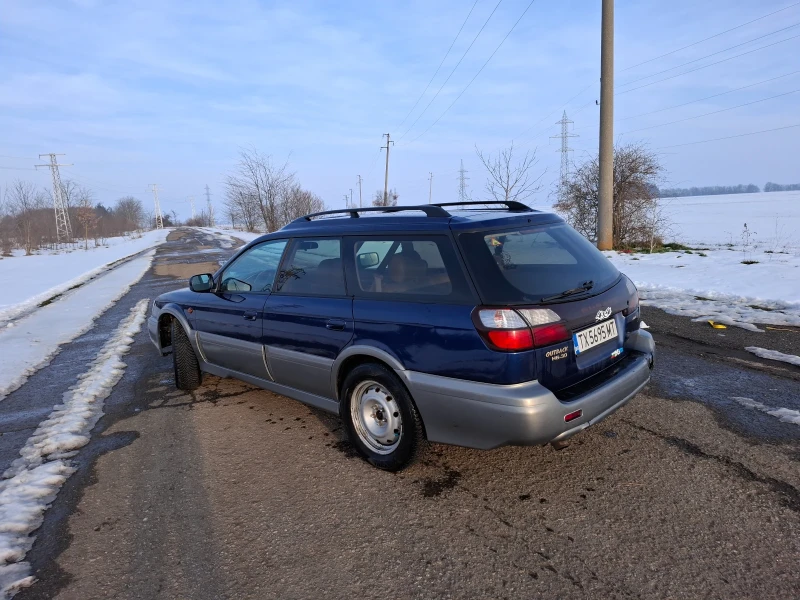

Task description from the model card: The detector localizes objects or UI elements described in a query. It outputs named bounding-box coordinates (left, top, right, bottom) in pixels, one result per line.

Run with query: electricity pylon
left=35, top=153, right=73, bottom=243
left=551, top=111, right=577, bottom=201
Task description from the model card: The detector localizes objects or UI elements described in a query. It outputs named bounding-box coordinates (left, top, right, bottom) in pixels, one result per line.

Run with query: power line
left=656, top=123, right=800, bottom=149
left=617, top=32, right=800, bottom=95
left=396, top=0, right=481, bottom=130
left=618, top=21, right=800, bottom=89
left=396, top=0, right=504, bottom=142
left=406, top=0, right=538, bottom=145
left=616, top=70, right=800, bottom=123
left=621, top=1, right=800, bottom=72
left=620, top=88, right=800, bottom=135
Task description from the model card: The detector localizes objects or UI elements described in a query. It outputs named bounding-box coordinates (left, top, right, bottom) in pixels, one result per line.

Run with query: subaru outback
left=149, top=201, right=654, bottom=470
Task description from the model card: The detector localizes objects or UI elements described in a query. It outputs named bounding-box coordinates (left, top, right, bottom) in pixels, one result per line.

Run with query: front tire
left=172, top=319, right=202, bottom=391
left=341, top=363, right=426, bottom=471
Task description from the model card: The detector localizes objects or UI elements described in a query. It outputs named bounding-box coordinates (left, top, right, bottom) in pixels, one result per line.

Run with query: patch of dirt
left=166, top=230, right=189, bottom=241
left=154, top=261, right=219, bottom=279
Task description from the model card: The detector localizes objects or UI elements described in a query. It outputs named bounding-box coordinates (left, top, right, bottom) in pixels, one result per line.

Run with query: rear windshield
left=458, top=223, right=620, bottom=304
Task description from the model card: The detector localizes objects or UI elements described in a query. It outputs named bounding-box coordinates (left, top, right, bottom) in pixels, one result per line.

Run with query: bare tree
left=554, top=143, right=666, bottom=248
left=372, top=188, right=398, bottom=207
left=223, top=184, right=260, bottom=232
left=75, top=186, right=99, bottom=250
left=115, top=196, right=145, bottom=231
left=475, top=142, right=543, bottom=204
left=280, top=185, right=325, bottom=224
left=8, top=180, right=46, bottom=255
left=228, top=147, right=295, bottom=232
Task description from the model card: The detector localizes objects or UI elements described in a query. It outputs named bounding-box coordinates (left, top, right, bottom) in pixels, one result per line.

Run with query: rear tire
left=341, top=363, right=426, bottom=471
left=172, top=319, right=202, bottom=391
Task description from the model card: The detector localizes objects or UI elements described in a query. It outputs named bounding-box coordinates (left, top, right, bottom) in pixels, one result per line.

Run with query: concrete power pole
left=597, top=0, right=614, bottom=250
left=35, top=153, right=73, bottom=243
left=381, top=133, right=394, bottom=205
left=551, top=111, right=577, bottom=203
left=205, top=184, right=214, bottom=226
left=150, top=184, right=164, bottom=229
left=357, top=175, right=363, bottom=208
left=349, top=188, right=354, bottom=208
left=428, top=172, right=434, bottom=204
left=458, top=159, right=470, bottom=202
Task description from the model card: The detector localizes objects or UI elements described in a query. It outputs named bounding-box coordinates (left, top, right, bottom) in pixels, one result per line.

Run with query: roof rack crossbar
left=432, top=200, right=533, bottom=212
left=297, top=205, right=450, bottom=222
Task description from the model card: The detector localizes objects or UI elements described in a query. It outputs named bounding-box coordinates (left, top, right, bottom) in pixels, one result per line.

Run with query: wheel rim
left=350, top=380, right=402, bottom=454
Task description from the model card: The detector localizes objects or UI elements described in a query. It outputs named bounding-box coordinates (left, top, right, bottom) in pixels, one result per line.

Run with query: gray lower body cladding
left=150, top=307, right=654, bottom=451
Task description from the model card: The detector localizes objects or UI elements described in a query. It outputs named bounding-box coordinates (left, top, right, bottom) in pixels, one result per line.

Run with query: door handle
left=326, top=319, right=346, bottom=331
left=243, top=311, right=258, bottom=321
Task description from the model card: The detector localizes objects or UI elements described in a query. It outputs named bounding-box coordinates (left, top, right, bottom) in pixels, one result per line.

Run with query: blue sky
left=1, top=0, right=799, bottom=220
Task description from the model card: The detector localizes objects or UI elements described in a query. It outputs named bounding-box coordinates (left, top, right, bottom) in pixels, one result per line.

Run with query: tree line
left=656, top=182, right=800, bottom=197
left=0, top=180, right=150, bottom=256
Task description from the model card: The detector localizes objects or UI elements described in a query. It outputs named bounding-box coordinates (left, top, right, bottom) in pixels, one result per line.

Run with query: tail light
left=474, top=308, right=570, bottom=352
left=622, top=276, right=639, bottom=316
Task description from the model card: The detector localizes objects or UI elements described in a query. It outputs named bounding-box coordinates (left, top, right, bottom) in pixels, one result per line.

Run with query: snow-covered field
left=0, top=229, right=168, bottom=325
left=661, top=191, right=800, bottom=250
left=0, top=251, right=156, bottom=399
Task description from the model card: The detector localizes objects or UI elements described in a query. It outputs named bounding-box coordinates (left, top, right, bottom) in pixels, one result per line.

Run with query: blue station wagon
left=149, top=202, right=655, bottom=470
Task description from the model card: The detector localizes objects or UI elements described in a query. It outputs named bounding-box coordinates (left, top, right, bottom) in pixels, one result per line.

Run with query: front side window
left=219, top=239, right=288, bottom=293
left=276, top=238, right=345, bottom=296
left=350, top=236, right=469, bottom=300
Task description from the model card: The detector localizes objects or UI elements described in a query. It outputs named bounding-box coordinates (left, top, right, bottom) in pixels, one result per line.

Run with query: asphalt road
left=4, top=228, right=799, bottom=599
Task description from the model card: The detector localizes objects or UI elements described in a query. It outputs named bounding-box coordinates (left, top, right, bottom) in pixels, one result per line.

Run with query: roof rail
left=432, top=200, right=533, bottom=212
left=296, top=205, right=450, bottom=222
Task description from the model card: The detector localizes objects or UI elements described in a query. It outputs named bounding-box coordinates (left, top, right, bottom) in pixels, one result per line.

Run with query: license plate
left=573, top=319, right=618, bottom=354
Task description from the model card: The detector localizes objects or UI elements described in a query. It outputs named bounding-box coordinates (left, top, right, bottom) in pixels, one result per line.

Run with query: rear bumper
left=404, top=330, right=654, bottom=450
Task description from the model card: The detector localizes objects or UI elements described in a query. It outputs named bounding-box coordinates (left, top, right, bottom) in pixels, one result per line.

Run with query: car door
left=191, top=239, right=288, bottom=380
left=263, top=237, right=353, bottom=398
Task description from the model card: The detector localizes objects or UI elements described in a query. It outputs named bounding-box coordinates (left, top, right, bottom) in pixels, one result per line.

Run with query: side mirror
left=189, top=273, right=214, bottom=293
left=357, top=251, right=380, bottom=268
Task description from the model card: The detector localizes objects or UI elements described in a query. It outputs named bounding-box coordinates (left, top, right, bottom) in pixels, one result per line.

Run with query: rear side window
left=346, top=236, right=472, bottom=302
left=458, top=223, right=620, bottom=304
left=276, top=238, right=345, bottom=296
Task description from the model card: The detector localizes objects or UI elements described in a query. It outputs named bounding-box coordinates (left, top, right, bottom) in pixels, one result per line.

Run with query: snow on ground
left=0, top=299, right=149, bottom=597
left=607, top=243, right=800, bottom=331
left=660, top=191, right=800, bottom=250
left=732, top=397, right=800, bottom=426
left=0, top=229, right=168, bottom=325
left=745, top=347, right=800, bottom=367
left=0, top=251, right=155, bottom=400
left=200, top=226, right=263, bottom=245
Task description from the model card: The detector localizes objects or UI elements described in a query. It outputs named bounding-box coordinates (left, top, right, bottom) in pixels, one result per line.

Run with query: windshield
left=458, top=223, right=620, bottom=304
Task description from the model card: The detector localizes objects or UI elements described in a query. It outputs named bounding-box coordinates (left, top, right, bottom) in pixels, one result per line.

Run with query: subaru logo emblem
left=596, top=307, right=612, bottom=321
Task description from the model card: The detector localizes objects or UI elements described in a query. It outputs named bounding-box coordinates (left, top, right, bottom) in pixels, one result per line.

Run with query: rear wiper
left=541, top=281, right=594, bottom=303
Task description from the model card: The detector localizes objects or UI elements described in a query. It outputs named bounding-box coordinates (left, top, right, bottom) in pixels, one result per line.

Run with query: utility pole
left=205, top=184, right=214, bottom=226
left=428, top=172, right=434, bottom=204
left=458, top=159, right=470, bottom=202
left=381, top=133, right=394, bottom=205
left=35, top=153, right=73, bottom=243
left=343, top=194, right=350, bottom=208
left=357, top=175, right=363, bottom=208
left=188, top=196, right=196, bottom=220
left=597, top=0, right=614, bottom=250
left=349, top=188, right=354, bottom=208
left=551, top=111, right=577, bottom=203
left=150, top=184, right=164, bottom=229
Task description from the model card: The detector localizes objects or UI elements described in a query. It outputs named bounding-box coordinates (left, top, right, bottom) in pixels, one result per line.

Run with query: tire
left=172, top=319, right=202, bottom=391
left=340, top=363, right=426, bottom=471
